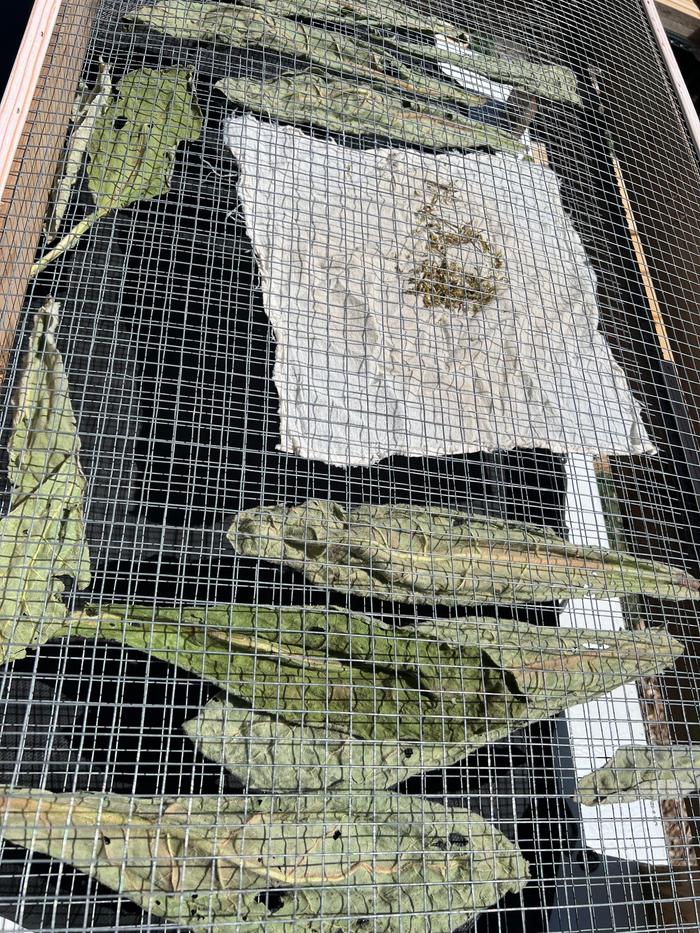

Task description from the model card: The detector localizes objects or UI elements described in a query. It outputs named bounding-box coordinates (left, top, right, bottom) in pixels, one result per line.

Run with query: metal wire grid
left=0, top=0, right=698, bottom=930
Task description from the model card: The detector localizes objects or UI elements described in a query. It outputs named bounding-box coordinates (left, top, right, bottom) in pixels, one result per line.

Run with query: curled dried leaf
left=0, top=786, right=529, bottom=931
left=228, top=499, right=700, bottom=604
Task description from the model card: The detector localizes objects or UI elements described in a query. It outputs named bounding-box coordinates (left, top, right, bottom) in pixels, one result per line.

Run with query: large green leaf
left=126, top=1, right=484, bottom=110
left=183, top=694, right=456, bottom=791
left=0, top=786, right=529, bottom=931
left=216, top=71, right=521, bottom=152
left=229, top=499, right=700, bottom=604
left=575, top=745, right=700, bottom=806
left=43, top=605, right=682, bottom=752
left=32, top=68, right=202, bottom=278
left=0, top=302, right=90, bottom=662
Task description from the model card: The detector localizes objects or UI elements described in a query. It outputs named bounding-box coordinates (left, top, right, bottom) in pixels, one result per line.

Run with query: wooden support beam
left=0, top=0, right=100, bottom=380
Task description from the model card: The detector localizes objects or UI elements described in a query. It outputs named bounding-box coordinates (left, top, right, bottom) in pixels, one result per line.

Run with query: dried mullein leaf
left=183, top=694, right=458, bottom=791
left=0, top=786, right=529, bottom=931
left=45, top=62, right=113, bottom=241
left=87, top=67, right=202, bottom=210
left=0, top=302, right=91, bottom=664
left=246, top=0, right=471, bottom=39
left=216, top=72, right=520, bottom=152
left=31, top=68, right=202, bottom=278
left=126, top=2, right=484, bottom=110
left=396, top=36, right=581, bottom=105
left=50, top=605, right=683, bottom=755
left=228, top=500, right=700, bottom=604
left=575, top=746, right=700, bottom=806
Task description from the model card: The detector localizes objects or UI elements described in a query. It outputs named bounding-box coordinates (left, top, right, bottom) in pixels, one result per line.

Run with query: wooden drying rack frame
left=2, top=0, right=700, bottom=897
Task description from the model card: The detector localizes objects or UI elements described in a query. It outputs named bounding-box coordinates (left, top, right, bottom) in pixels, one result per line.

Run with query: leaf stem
left=30, top=207, right=111, bottom=279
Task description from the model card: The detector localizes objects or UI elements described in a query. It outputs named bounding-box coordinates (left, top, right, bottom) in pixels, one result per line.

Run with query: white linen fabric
left=226, top=115, right=655, bottom=466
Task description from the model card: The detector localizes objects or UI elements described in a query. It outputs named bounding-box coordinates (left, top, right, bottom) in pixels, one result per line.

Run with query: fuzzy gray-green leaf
left=183, top=694, right=458, bottom=791
left=58, top=605, right=682, bottom=754
left=46, top=61, right=112, bottom=240
left=126, top=1, right=484, bottom=110
left=216, top=71, right=520, bottom=152
left=0, top=302, right=91, bottom=664
left=575, top=745, right=700, bottom=806
left=87, top=67, right=202, bottom=211
left=0, top=786, right=529, bottom=932
left=228, top=499, right=700, bottom=604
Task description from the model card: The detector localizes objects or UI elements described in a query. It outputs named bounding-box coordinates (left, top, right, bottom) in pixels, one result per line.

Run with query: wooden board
left=0, top=0, right=100, bottom=381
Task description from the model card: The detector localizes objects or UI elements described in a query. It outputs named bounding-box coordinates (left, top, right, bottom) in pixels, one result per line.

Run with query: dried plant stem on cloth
left=226, top=116, right=654, bottom=463
left=0, top=786, right=528, bottom=931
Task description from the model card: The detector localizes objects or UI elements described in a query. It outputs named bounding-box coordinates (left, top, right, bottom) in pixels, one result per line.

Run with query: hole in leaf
left=255, top=890, right=286, bottom=914
left=403, top=747, right=414, bottom=759
left=113, top=116, right=128, bottom=130
left=448, top=831, right=469, bottom=846
left=332, top=829, right=342, bottom=840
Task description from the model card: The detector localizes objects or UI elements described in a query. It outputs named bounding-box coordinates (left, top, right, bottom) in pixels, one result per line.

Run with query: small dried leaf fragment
left=45, top=61, right=113, bottom=241
left=228, top=499, right=700, bottom=604
left=575, top=745, right=700, bottom=806
left=0, top=786, right=529, bottom=931
left=216, top=72, right=522, bottom=153
left=0, top=302, right=91, bottom=664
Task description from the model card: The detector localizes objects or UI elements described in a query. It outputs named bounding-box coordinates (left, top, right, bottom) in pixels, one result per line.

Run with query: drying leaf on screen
left=252, top=0, right=471, bottom=37
left=31, top=68, right=202, bottom=278
left=394, top=36, right=581, bottom=104
left=0, top=786, right=529, bottom=931
left=45, top=61, right=113, bottom=241
left=575, top=745, right=700, bottom=806
left=19, top=605, right=679, bottom=757
left=228, top=500, right=700, bottom=605
left=0, top=302, right=91, bottom=665
left=183, top=694, right=459, bottom=790
left=216, top=72, right=522, bottom=153
left=126, top=1, right=484, bottom=109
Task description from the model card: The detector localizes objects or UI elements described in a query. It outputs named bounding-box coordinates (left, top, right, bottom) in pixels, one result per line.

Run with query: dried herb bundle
left=33, top=68, right=202, bottom=277
left=216, top=71, right=521, bottom=152
left=126, top=1, right=485, bottom=110
left=575, top=745, right=700, bottom=806
left=229, top=500, right=700, bottom=604
left=0, top=787, right=529, bottom=931
left=0, top=304, right=90, bottom=662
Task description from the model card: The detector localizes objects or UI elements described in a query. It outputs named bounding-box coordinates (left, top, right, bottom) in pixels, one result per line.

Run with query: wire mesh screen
left=1, top=0, right=700, bottom=930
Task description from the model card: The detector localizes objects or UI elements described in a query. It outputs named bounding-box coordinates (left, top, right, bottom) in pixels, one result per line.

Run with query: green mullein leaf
left=0, top=786, right=529, bottom=932
left=216, top=71, right=521, bottom=152
left=575, top=745, right=700, bottom=806
left=0, top=302, right=90, bottom=663
left=32, top=68, right=202, bottom=278
left=228, top=500, right=700, bottom=605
